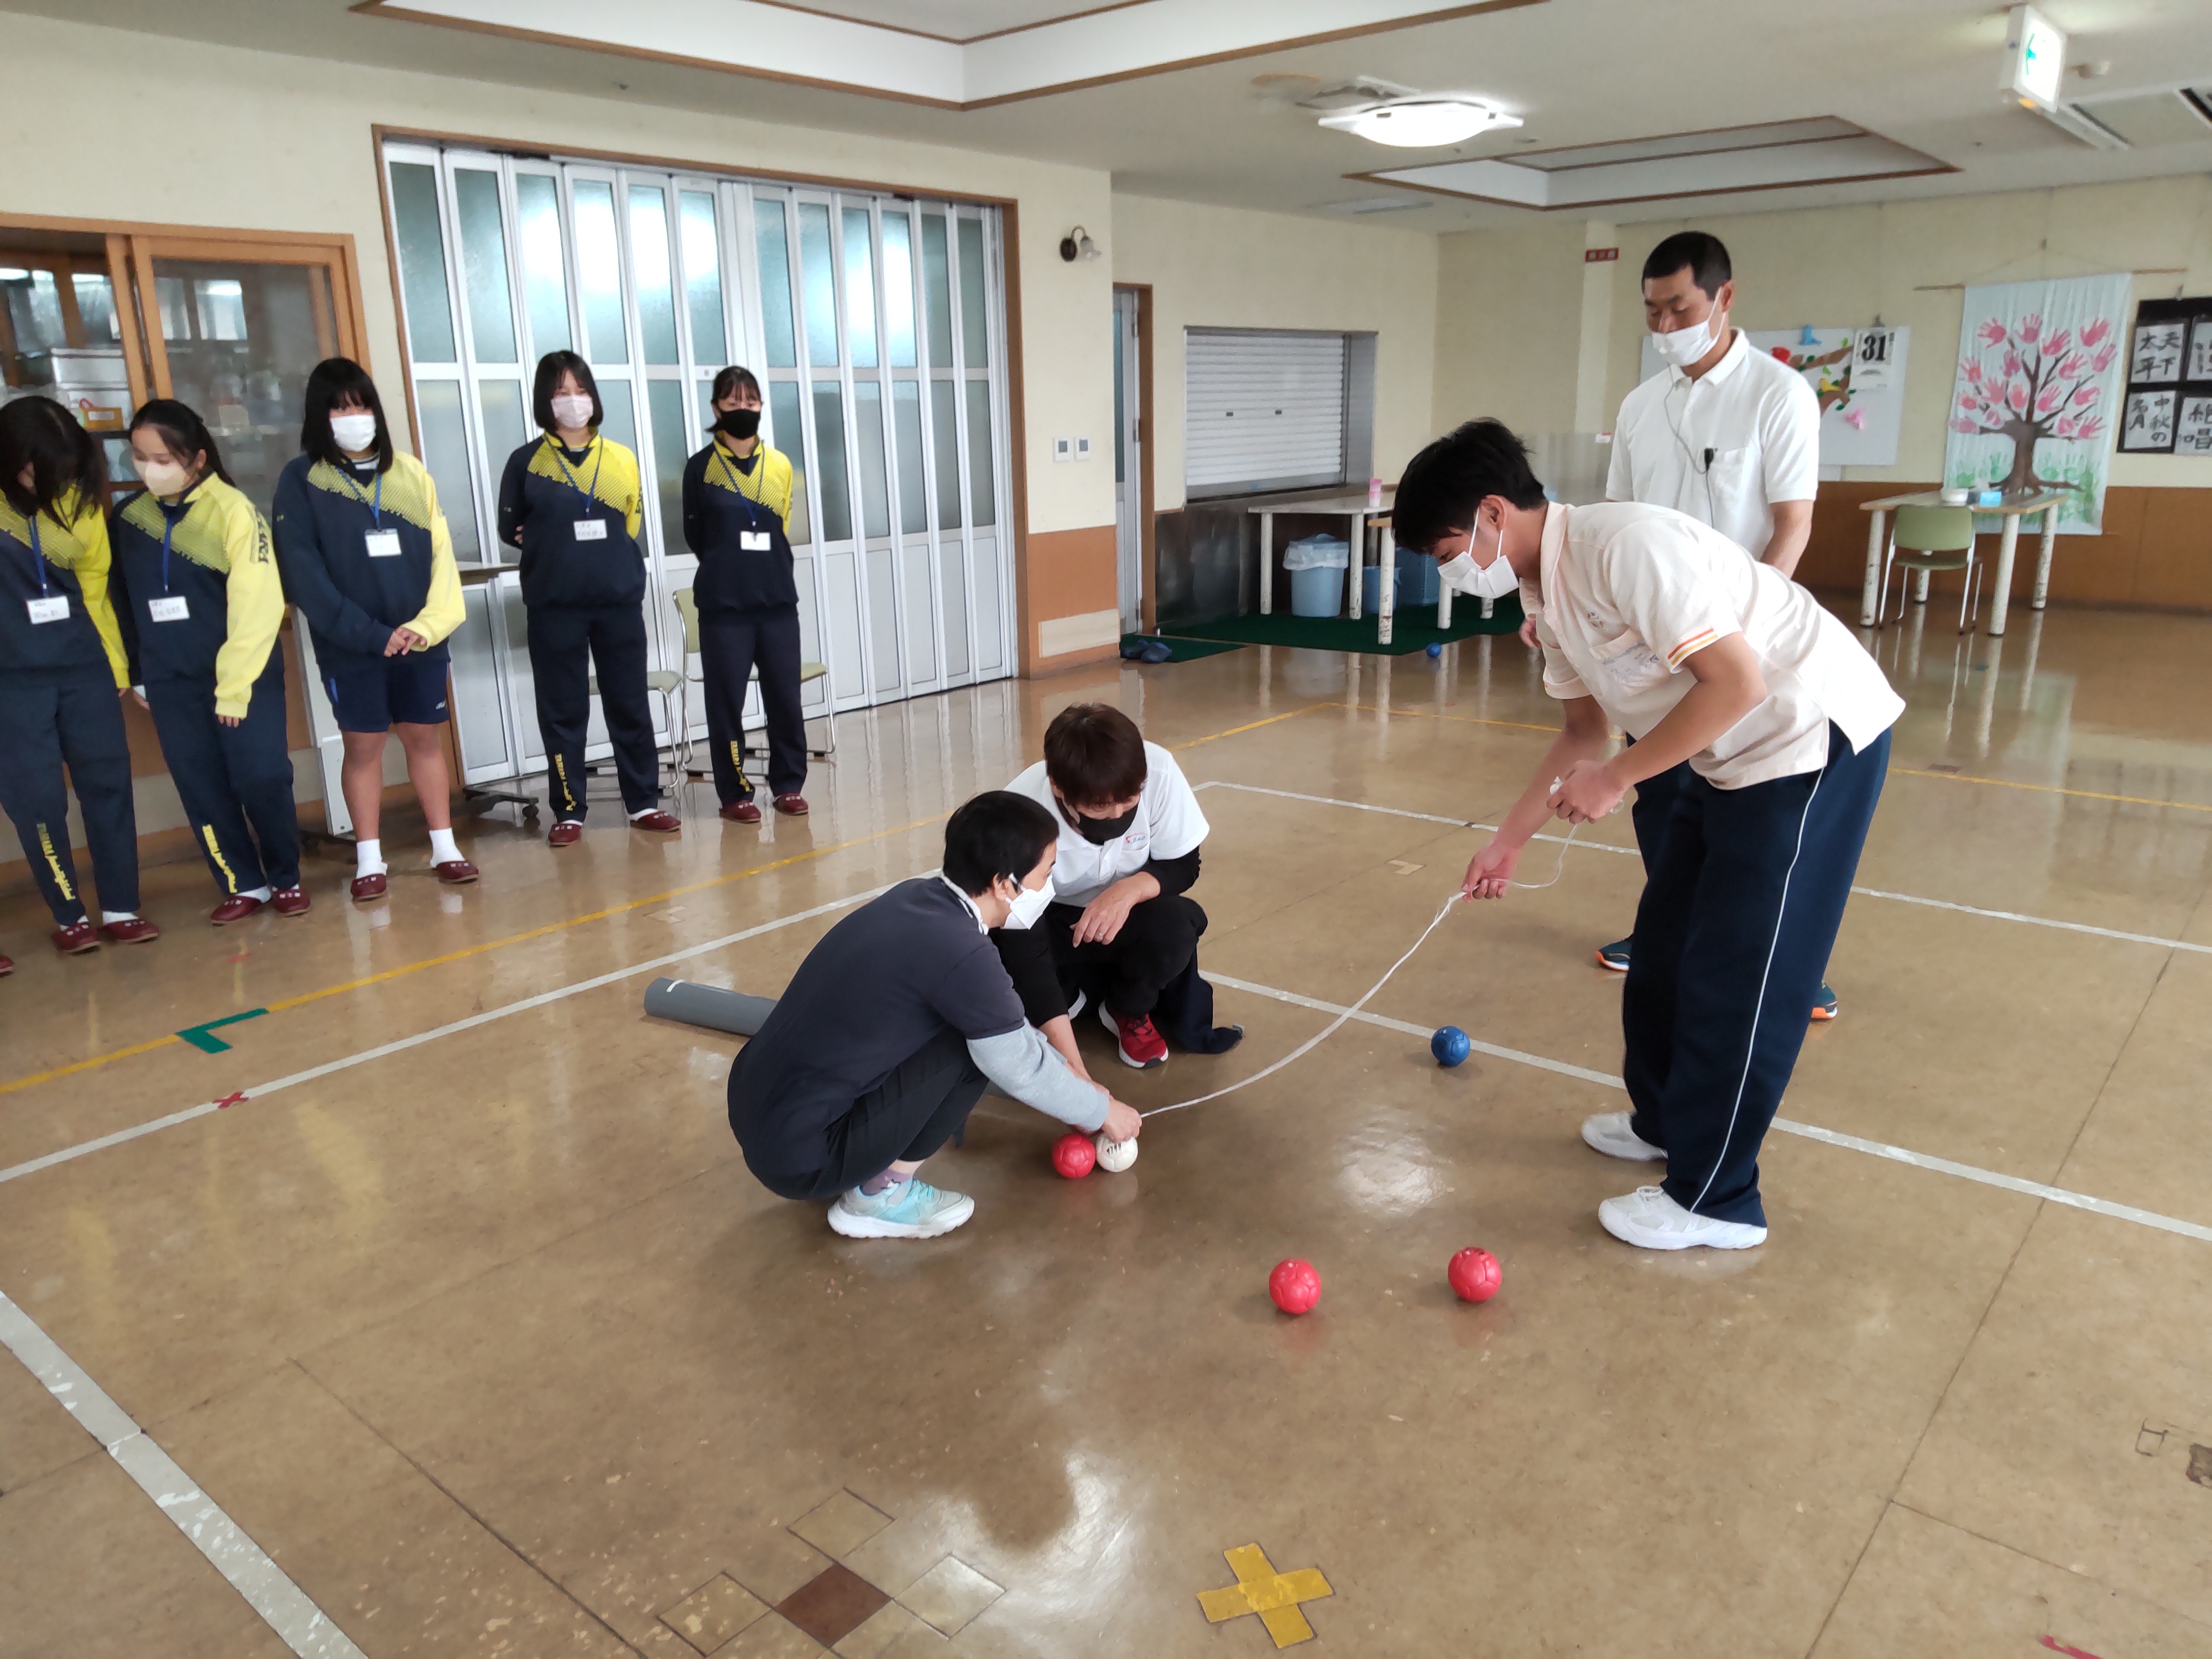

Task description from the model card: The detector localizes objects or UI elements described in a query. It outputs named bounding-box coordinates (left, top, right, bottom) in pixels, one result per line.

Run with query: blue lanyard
left=551, top=438, right=604, bottom=517
left=160, top=510, right=176, bottom=594
left=25, top=514, right=50, bottom=595
left=335, top=465, right=383, bottom=528
left=713, top=444, right=765, bottom=530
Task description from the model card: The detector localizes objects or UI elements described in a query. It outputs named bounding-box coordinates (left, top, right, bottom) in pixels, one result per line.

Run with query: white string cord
left=1139, top=821, right=1582, bottom=1119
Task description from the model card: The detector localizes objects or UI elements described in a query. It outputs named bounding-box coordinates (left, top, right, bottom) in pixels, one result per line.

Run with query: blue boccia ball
left=1431, top=1025, right=1472, bottom=1067
left=1426, top=641, right=1443, bottom=659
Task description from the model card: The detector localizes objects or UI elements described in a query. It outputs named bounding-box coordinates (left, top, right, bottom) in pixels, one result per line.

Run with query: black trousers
left=525, top=603, right=661, bottom=820
left=0, top=663, right=139, bottom=924
left=1042, top=893, right=1206, bottom=1020
left=736, top=1026, right=987, bottom=1202
left=146, top=663, right=299, bottom=895
left=1629, top=752, right=1693, bottom=877
left=1623, top=726, right=1890, bottom=1228
left=701, top=603, right=806, bottom=804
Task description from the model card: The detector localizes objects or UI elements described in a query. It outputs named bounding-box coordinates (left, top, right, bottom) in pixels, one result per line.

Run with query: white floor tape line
left=1201, top=780, right=2212, bottom=957
left=1207, top=972, right=2212, bottom=1248
left=0, top=1290, right=366, bottom=1658
left=0, top=881, right=899, bottom=1188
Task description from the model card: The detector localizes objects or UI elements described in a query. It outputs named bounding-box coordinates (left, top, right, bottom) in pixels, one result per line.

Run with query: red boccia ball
left=1051, top=1131, right=1097, bottom=1179
left=1448, top=1247, right=1502, bottom=1303
left=1269, top=1258, right=1322, bottom=1316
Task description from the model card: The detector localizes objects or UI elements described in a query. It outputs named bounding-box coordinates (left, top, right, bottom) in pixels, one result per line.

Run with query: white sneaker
left=1598, top=1185, right=1767, bottom=1251
left=1581, top=1111, right=1667, bottom=1162
left=827, top=1178, right=975, bottom=1239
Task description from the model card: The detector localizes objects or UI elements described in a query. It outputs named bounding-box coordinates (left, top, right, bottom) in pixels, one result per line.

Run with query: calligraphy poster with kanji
left=1943, top=273, right=2129, bottom=534
left=2120, top=295, right=2212, bottom=457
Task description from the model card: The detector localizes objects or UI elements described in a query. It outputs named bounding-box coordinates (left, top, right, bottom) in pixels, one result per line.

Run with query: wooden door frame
left=1114, top=281, right=1156, bottom=632
left=0, top=212, right=371, bottom=404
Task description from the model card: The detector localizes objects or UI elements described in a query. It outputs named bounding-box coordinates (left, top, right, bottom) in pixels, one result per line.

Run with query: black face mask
left=1073, top=804, right=1138, bottom=845
left=716, top=408, right=761, bottom=440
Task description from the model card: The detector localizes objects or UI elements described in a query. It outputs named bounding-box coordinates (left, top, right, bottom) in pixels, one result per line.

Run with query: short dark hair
left=0, top=395, right=108, bottom=520
left=1390, top=419, right=1547, bottom=553
left=1641, top=231, right=1731, bottom=299
left=943, top=791, right=1059, bottom=896
left=711, top=366, right=763, bottom=404
left=300, top=357, right=395, bottom=472
left=533, top=351, right=603, bottom=432
left=127, top=398, right=235, bottom=491
left=1042, top=703, right=1148, bottom=808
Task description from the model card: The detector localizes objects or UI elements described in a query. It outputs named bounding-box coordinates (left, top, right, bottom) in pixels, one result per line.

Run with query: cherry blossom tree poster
left=1944, top=273, right=2128, bottom=534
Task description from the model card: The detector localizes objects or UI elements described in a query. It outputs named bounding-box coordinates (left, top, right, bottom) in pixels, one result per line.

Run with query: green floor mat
left=1120, top=634, right=1245, bottom=663
left=1160, top=596, right=1524, bottom=656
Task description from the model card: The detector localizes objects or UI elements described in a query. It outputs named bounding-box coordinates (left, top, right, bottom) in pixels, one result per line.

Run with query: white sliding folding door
left=382, top=140, right=1015, bottom=790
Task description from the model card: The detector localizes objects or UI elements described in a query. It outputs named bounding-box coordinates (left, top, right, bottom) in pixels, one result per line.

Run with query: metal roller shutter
left=1186, top=329, right=1347, bottom=497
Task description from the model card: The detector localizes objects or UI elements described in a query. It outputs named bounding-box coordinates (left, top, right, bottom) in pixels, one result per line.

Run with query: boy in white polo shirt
left=997, top=703, right=1226, bottom=1071
left=1396, top=420, right=1902, bottom=1251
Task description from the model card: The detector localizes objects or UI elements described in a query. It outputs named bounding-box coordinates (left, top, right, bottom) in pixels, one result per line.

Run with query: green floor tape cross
left=176, top=1009, right=269, bottom=1054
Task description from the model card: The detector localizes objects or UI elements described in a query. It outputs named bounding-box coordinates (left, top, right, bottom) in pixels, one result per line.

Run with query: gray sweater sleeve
left=967, top=1025, right=1110, bottom=1133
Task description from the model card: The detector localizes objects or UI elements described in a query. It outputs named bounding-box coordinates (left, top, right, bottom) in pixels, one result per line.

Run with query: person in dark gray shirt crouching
left=728, top=790, right=1144, bottom=1239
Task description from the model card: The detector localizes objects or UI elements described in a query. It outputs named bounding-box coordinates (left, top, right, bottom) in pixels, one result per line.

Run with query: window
left=382, top=140, right=1014, bottom=786
left=1185, top=329, right=1350, bottom=498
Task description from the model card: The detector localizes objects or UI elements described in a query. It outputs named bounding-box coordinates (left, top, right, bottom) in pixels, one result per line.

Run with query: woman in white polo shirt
left=1397, top=419, right=1902, bottom=1254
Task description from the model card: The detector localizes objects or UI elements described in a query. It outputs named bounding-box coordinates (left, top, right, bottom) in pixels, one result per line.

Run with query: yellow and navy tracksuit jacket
left=0, top=492, right=130, bottom=686
left=680, top=439, right=800, bottom=614
left=109, top=476, right=285, bottom=718
left=496, top=432, right=646, bottom=611
left=270, top=449, right=463, bottom=675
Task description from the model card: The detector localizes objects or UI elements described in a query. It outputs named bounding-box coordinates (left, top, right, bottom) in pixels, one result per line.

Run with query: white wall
left=1433, top=176, right=2212, bottom=489
left=0, top=11, right=1119, bottom=539
left=1109, top=194, right=1440, bottom=508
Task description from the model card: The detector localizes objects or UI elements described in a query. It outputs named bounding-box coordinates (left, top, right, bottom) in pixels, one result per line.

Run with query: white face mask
left=329, top=413, right=379, bottom=453
left=1437, top=516, right=1521, bottom=602
left=137, top=460, right=191, bottom=499
left=550, top=394, right=596, bottom=432
left=1648, top=311, right=1721, bottom=367
left=1002, top=873, right=1054, bottom=931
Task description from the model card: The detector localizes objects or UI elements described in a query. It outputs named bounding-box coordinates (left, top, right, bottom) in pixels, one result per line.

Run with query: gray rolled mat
left=643, top=978, right=778, bottom=1037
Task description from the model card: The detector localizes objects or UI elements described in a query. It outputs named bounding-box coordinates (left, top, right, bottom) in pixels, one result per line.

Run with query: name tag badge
left=27, top=595, right=69, bottom=625
left=148, top=595, right=191, bottom=622
left=740, top=530, right=771, bottom=552
left=365, top=529, right=403, bottom=559
left=573, top=518, right=608, bottom=541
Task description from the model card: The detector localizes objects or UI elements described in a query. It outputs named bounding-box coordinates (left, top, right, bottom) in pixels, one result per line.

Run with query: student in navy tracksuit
left=497, top=352, right=677, bottom=846
left=681, top=365, right=808, bottom=823
left=110, top=400, right=302, bottom=924
left=272, top=359, right=469, bottom=902
left=0, top=395, right=157, bottom=962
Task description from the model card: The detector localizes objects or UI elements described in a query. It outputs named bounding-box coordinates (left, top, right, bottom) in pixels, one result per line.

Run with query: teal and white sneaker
left=828, top=1178, right=975, bottom=1239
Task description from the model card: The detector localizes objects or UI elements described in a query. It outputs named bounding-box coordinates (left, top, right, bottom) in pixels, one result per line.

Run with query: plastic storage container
left=1362, top=557, right=1439, bottom=614
left=1283, top=535, right=1349, bottom=618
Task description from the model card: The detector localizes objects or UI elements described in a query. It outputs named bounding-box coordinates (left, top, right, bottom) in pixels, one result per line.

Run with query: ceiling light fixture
left=1319, top=95, right=1521, bottom=148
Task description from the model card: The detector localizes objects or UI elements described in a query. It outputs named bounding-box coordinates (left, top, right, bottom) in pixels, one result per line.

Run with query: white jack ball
left=1094, top=1133, right=1138, bottom=1172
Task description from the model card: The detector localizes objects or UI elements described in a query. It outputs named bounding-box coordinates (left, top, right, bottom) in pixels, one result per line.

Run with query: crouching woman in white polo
left=1395, top=419, right=1902, bottom=1253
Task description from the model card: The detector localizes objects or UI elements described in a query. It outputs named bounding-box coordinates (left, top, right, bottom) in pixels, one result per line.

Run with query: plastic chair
left=671, top=587, right=838, bottom=767
left=1877, top=504, right=1981, bottom=634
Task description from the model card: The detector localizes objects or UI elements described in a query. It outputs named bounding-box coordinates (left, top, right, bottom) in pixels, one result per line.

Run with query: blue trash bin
left=1291, top=565, right=1344, bottom=618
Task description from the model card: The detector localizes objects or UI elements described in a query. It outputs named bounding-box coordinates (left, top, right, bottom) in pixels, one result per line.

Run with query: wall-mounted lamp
left=1059, top=227, right=1102, bottom=263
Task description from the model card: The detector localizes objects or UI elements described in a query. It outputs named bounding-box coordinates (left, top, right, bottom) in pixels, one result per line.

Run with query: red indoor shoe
left=98, top=916, right=160, bottom=945
left=270, top=886, right=312, bottom=916
left=210, top=894, right=265, bottom=925
left=547, top=821, right=584, bottom=847
left=630, top=810, right=681, bottom=833
left=434, top=859, right=479, bottom=885
left=771, top=792, right=809, bottom=817
left=1099, top=1004, right=1168, bottom=1070
left=721, top=799, right=763, bottom=823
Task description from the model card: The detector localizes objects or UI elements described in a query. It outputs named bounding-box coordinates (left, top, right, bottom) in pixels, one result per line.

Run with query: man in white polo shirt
left=1591, top=232, right=1838, bottom=1022
left=1395, top=420, right=1902, bottom=1250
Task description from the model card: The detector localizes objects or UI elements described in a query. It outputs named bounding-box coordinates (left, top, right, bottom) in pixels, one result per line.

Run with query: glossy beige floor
left=4, top=601, right=2211, bottom=1658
